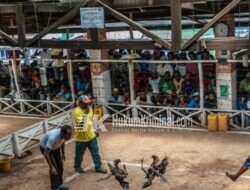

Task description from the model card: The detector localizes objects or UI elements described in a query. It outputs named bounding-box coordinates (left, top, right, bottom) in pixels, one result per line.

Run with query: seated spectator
left=76, top=77, right=90, bottom=93
left=139, top=50, right=152, bottom=73
left=118, top=78, right=128, bottom=95
left=207, top=78, right=216, bottom=93
left=188, top=92, right=200, bottom=108
left=136, top=91, right=152, bottom=106
left=181, top=72, right=197, bottom=97
left=204, top=92, right=217, bottom=109
left=149, top=72, right=160, bottom=94
left=159, top=71, right=175, bottom=94
left=151, top=92, right=161, bottom=106
left=30, top=68, right=41, bottom=99
left=157, top=57, right=173, bottom=78
left=122, top=91, right=131, bottom=105
left=240, top=72, right=250, bottom=95
left=186, top=52, right=198, bottom=78
left=54, top=84, right=72, bottom=101
left=162, top=90, right=180, bottom=107
left=108, top=88, right=122, bottom=103
left=173, top=71, right=184, bottom=94
left=51, top=49, right=64, bottom=80
left=47, top=75, right=60, bottom=99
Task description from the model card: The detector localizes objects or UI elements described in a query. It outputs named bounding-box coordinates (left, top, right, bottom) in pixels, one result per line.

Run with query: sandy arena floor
left=0, top=116, right=41, bottom=137
left=1, top=126, right=250, bottom=190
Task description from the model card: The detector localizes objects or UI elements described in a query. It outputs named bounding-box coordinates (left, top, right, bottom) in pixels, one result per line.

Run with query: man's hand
left=50, top=167, right=57, bottom=175
left=95, top=132, right=99, bottom=138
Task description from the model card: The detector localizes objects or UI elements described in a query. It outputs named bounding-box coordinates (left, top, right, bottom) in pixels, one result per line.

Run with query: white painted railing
left=0, top=98, right=74, bottom=117
left=0, top=110, right=72, bottom=159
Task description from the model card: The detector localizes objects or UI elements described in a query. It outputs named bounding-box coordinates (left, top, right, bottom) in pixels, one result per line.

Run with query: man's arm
left=44, top=148, right=57, bottom=175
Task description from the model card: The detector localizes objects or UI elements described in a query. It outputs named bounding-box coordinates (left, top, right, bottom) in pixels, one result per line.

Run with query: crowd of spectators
left=1, top=47, right=250, bottom=114
left=0, top=48, right=92, bottom=103
left=108, top=49, right=217, bottom=111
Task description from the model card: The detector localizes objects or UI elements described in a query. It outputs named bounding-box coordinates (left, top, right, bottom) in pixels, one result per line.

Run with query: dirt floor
left=1, top=126, right=250, bottom=190
left=0, top=116, right=41, bottom=137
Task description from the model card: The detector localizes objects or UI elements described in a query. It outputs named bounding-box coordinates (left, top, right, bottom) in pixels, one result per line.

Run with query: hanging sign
left=80, top=7, right=104, bottom=28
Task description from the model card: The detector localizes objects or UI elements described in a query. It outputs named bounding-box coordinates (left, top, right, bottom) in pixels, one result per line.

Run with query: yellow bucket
left=0, top=158, right=11, bottom=172
left=207, top=114, right=218, bottom=132
left=218, top=113, right=229, bottom=132
left=94, top=106, right=104, bottom=120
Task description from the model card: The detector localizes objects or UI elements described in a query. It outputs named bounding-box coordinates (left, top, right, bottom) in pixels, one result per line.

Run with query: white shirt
left=149, top=77, right=160, bottom=93
left=157, top=64, right=173, bottom=77
left=40, top=129, right=64, bottom=150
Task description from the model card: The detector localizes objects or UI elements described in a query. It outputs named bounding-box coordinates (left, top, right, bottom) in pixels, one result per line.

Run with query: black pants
left=40, top=146, right=63, bottom=190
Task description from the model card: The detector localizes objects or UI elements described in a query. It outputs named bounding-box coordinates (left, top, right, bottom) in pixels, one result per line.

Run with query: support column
left=67, top=60, right=75, bottom=104
left=198, top=62, right=204, bottom=109
left=216, top=54, right=237, bottom=110
left=16, top=4, right=26, bottom=47
left=171, top=0, right=182, bottom=51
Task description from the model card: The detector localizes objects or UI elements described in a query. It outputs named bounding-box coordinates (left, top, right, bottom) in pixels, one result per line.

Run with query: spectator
left=118, top=77, right=128, bottom=95
left=149, top=72, right=160, bottom=94
left=240, top=72, right=250, bottom=95
left=207, top=78, right=216, bottom=93
left=204, top=92, right=217, bottom=109
left=181, top=72, right=197, bottom=97
left=173, top=71, right=184, bottom=94
left=162, top=90, right=180, bottom=107
left=186, top=52, right=198, bottom=81
left=167, top=51, right=176, bottom=71
left=159, top=71, right=175, bottom=94
left=54, top=84, right=72, bottom=101
left=30, top=68, right=41, bottom=99
left=151, top=92, right=161, bottom=106
left=108, top=88, right=122, bottom=103
left=188, top=92, right=200, bottom=108
left=136, top=91, right=152, bottom=105
left=47, top=76, right=60, bottom=99
left=139, top=50, right=152, bottom=73
left=51, top=49, right=64, bottom=80
left=75, top=77, right=90, bottom=93
left=122, top=91, right=131, bottom=105
left=157, top=56, right=173, bottom=78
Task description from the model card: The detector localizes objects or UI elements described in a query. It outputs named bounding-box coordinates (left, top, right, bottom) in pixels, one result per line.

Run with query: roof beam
left=182, top=0, right=242, bottom=50
left=0, top=29, right=18, bottom=45
left=97, top=0, right=171, bottom=49
left=26, top=1, right=88, bottom=47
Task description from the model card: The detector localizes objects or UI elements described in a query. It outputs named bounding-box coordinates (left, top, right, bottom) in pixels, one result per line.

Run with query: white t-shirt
left=40, top=129, right=64, bottom=150
left=157, top=64, right=173, bottom=77
left=149, top=77, right=160, bottom=93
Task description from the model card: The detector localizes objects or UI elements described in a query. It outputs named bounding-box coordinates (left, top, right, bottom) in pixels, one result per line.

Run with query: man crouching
left=40, top=125, right=72, bottom=190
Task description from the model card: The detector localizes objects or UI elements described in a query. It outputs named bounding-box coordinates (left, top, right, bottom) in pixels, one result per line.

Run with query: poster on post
left=80, top=7, right=104, bottom=29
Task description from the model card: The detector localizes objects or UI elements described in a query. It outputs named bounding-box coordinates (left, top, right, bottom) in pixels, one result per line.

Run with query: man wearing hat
left=73, top=95, right=107, bottom=174
left=188, top=92, right=200, bottom=108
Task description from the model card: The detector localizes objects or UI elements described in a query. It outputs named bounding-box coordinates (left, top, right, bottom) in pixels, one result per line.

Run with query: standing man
left=74, top=95, right=107, bottom=174
left=40, top=125, right=72, bottom=190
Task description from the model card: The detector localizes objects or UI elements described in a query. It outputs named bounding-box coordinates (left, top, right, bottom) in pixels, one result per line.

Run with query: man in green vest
left=73, top=95, right=107, bottom=174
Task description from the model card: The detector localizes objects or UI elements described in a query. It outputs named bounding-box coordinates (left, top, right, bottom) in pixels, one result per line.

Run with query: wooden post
left=171, top=0, right=182, bottom=51
left=16, top=4, right=26, bottom=47
left=67, top=60, right=75, bottom=104
left=12, top=50, right=25, bottom=114
left=128, top=59, right=135, bottom=103
left=198, top=62, right=204, bottom=109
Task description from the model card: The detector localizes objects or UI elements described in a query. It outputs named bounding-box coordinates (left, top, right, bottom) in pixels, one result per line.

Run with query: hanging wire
left=33, top=0, right=41, bottom=49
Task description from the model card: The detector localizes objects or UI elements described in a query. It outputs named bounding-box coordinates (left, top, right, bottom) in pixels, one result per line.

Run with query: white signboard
left=80, top=7, right=104, bottom=29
